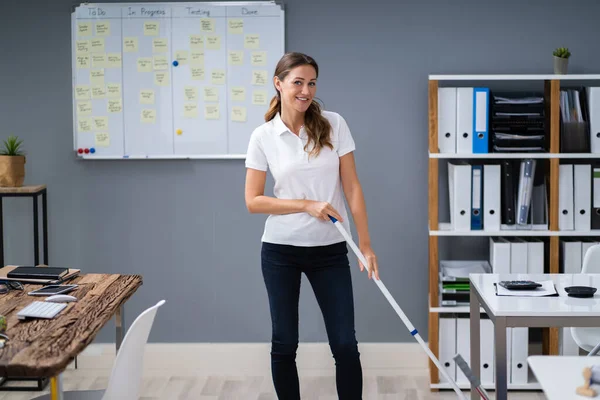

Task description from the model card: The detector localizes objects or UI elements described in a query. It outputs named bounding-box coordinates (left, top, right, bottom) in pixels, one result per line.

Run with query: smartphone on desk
left=28, top=284, right=78, bottom=296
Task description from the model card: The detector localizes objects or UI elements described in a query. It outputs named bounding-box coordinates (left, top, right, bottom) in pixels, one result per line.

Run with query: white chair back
left=582, top=244, right=600, bottom=273
left=571, top=245, right=600, bottom=354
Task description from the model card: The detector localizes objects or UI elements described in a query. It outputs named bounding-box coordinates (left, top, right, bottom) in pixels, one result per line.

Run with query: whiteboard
left=71, top=2, right=285, bottom=159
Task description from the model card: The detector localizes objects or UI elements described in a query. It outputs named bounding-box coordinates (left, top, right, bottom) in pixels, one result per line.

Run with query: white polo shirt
left=245, top=110, right=355, bottom=247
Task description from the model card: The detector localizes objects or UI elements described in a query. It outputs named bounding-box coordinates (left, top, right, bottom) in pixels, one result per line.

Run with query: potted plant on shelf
left=0, top=135, right=26, bottom=187
left=553, top=47, right=571, bottom=74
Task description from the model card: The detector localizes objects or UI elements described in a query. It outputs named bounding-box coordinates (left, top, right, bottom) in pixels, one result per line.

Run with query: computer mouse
left=45, top=294, right=77, bottom=303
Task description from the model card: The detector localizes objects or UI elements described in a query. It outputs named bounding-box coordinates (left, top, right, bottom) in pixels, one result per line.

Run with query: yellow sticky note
left=206, top=35, right=220, bottom=50
left=228, top=51, right=243, bottom=66
left=175, top=50, right=188, bottom=65
left=184, top=86, right=198, bottom=102
left=144, top=22, right=159, bottom=35
left=244, top=34, right=260, bottom=49
left=90, top=69, right=105, bottom=85
left=153, top=38, right=168, bottom=53
left=231, top=87, right=245, bottom=102
left=190, top=51, right=204, bottom=66
left=91, top=86, right=106, bottom=99
left=107, top=83, right=121, bottom=98
left=153, top=55, right=169, bottom=70
left=211, top=69, right=225, bottom=85
left=231, top=106, right=247, bottom=122
left=204, top=87, right=218, bottom=102
left=107, top=53, right=122, bottom=68
left=154, top=71, right=170, bottom=86
left=76, top=55, right=90, bottom=69
left=93, top=116, right=109, bottom=131
left=140, top=89, right=155, bottom=104
left=76, top=40, right=90, bottom=54
left=77, top=101, right=92, bottom=116
left=95, top=21, right=110, bottom=36
left=77, top=117, right=92, bottom=132
left=108, top=99, right=122, bottom=113
left=141, top=109, right=156, bottom=123
left=74, top=85, right=90, bottom=100
left=92, top=53, right=106, bottom=68
left=77, top=22, right=92, bottom=36
left=190, top=35, right=204, bottom=50
left=124, top=37, right=138, bottom=52
left=183, top=103, right=198, bottom=118
left=137, top=58, right=153, bottom=72
left=205, top=105, right=219, bottom=120
left=95, top=132, right=110, bottom=147
left=252, top=90, right=268, bottom=105
left=251, top=51, right=267, bottom=66
left=91, top=38, right=105, bottom=53
left=251, top=70, right=268, bottom=86
left=228, top=19, right=243, bottom=34
left=200, top=18, right=215, bottom=32
left=191, top=67, right=204, bottom=80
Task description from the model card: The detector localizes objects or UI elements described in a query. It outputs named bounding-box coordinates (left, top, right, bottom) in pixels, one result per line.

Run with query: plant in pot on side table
left=553, top=47, right=571, bottom=74
left=0, top=135, right=25, bottom=187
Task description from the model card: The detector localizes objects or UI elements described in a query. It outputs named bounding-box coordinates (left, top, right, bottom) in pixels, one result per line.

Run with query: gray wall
left=1, top=0, right=599, bottom=343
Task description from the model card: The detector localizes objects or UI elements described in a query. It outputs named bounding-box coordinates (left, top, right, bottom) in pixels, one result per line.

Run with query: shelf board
left=430, top=229, right=600, bottom=236
left=430, top=382, right=541, bottom=390
left=430, top=306, right=485, bottom=313
left=429, top=152, right=600, bottom=159
left=429, top=74, right=600, bottom=81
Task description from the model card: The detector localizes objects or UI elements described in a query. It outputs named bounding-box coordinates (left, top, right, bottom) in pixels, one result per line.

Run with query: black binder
left=7, top=267, right=69, bottom=280
left=501, top=160, right=516, bottom=226
left=592, top=163, right=600, bottom=230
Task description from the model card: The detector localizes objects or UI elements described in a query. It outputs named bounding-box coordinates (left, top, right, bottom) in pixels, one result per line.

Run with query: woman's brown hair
left=265, top=52, right=333, bottom=158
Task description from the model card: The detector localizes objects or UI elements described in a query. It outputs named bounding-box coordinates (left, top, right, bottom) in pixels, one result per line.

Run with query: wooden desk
left=0, top=273, right=142, bottom=397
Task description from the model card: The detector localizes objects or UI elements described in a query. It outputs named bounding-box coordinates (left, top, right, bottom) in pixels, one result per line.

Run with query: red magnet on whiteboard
left=78, top=148, right=83, bottom=154
left=84, top=148, right=90, bottom=154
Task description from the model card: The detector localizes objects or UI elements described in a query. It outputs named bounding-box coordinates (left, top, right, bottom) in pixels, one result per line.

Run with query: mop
left=328, top=215, right=480, bottom=400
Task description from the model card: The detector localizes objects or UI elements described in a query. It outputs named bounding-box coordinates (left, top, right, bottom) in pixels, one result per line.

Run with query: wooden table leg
left=50, top=375, right=63, bottom=400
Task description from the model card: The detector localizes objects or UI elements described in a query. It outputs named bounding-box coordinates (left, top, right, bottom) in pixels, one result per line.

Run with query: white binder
left=489, top=237, right=511, bottom=274
left=509, top=238, right=528, bottom=274
left=439, top=317, right=456, bottom=383
left=525, top=238, right=544, bottom=274
left=483, top=164, right=501, bottom=231
left=480, top=319, right=495, bottom=385
left=587, top=87, right=600, bottom=153
left=559, top=164, right=574, bottom=230
left=456, top=317, right=470, bottom=385
left=448, top=162, right=471, bottom=231
left=438, top=87, right=457, bottom=153
left=574, top=164, right=591, bottom=231
left=456, top=88, right=473, bottom=154
left=510, top=327, right=529, bottom=384
left=561, top=239, right=582, bottom=274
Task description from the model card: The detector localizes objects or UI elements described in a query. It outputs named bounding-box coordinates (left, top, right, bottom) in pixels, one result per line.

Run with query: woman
left=244, top=52, right=379, bottom=399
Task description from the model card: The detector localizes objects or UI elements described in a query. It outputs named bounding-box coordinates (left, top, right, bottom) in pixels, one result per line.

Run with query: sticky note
left=228, top=51, right=243, bottom=66
left=228, top=19, right=243, bottom=34
left=153, top=38, right=168, bottom=53
left=205, top=105, right=219, bottom=120
left=251, top=51, right=267, bottom=66
left=252, top=70, right=268, bottom=86
left=76, top=40, right=90, bottom=54
left=95, top=132, right=110, bottom=147
left=231, top=106, right=247, bottom=122
left=175, top=50, right=188, bottom=65
left=77, top=117, right=92, bottom=132
left=90, top=69, right=105, bottom=86
left=124, top=37, right=138, bottom=52
left=77, top=101, right=92, bottom=116
left=154, top=71, right=170, bottom=86
left=231, top=87, right=245, bottom=102
left=211, top=69, right=225, bottom=85
left=140, top=89, right=155, bottom=104
left=108, top=99, right=122, bottom=113
left=184, top=86, right=198, bottom=102
left=74, top=85, right=90, bottom=100
left=144, top=22, right=159, bottom=35
left=203, top=87, right=218, bottom=102
left=141, top=109, right=156, bottom=123
left=95, top=21, right=110, bottom=36
left=137, top=58, right=153, bottom=72
left=91, top=86, right=106, bottom=99
left=200, top=18, right=215, bottom=32
left=107, top=53, right=122, bottom=68
left=91, top=38, right=105, bottom=53
left=252, top=90, right=268, bottom=105
left=191, top=67, right=204, bottom=80
left=107, top=83, right=121, bottom=98
left=190, top=35, right=204, bottom=49
left=76, top=55, right=90, bottom=69
left=206, top=36, right=220, bottom=50
left=77, top=22, right=92, bottom=36
left=184, top=103, right=198, bottom=118
left=244, top=34, right=260, bottom=49
left=92, top=53, right=107, bottom=68
left=190, top=51, right=204, bottom=66
left=93, top=116, right=109, bottom=130
left=153, top=55, right=169, bottom=70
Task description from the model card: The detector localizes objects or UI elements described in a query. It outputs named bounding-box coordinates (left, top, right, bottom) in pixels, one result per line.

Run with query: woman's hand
left=359, top=244, right=379, bottom=280
left=303, top=200, right=344, bottom=222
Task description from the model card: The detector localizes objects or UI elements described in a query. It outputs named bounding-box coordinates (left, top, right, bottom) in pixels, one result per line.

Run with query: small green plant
left=0, top=135, right=25, bottom=156
left=553, top=47, right=571, bottom=59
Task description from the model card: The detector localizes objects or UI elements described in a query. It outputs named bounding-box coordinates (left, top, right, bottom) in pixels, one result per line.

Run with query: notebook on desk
left=0, top=266, right=80, bottom=284
left=8, top=266, right=68, bottom=280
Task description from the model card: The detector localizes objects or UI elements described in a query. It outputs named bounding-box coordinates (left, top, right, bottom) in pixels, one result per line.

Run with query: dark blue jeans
left=261, top=241, right=363, bottom=399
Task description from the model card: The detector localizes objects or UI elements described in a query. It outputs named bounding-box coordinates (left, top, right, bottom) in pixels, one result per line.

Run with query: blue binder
left=472, top=88, right=489, bottom=153
left=471, top=164, right=483, bottom=230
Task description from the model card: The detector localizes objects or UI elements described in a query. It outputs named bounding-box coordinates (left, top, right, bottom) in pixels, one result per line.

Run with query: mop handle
left=328, top=216, right=467, bottom=400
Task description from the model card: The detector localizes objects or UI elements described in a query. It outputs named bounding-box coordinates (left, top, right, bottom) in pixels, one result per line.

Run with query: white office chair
left=33, top=299, right=166, bottom=400
left=571, top=244, right=600, bottom=356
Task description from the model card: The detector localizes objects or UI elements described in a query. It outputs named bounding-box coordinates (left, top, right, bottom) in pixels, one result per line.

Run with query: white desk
left=528, top=356, right=600, bottom=400
left=469, top=273, right=600, bottom=400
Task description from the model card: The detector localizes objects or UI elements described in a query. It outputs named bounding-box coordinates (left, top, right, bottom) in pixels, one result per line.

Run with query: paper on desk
left=495, top=280, right=558, bottom=297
